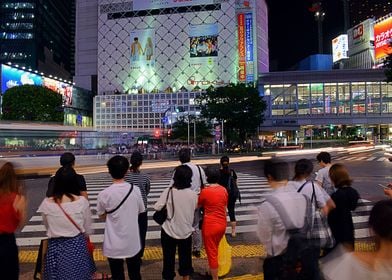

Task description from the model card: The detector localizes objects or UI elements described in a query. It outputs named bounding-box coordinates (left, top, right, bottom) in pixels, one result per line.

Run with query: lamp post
left=309, top=1, right=325, bottom=54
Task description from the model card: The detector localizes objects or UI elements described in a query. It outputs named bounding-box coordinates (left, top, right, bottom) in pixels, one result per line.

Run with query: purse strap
left=57, top=202, right=82, bottom=233
left=196, top=165, right=204, bottom=189
left=166, top=187, right=175, bottom=221
left=106, top=184, right=134, bottom=214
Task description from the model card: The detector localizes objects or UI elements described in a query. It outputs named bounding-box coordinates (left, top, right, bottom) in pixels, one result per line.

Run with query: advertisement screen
left=347, top=19, right=374, bottom=56
left=189, top=24, right=219, bottom=67
left=1, top=64, right=42, bottom=94
left=238, top=13, right=246, bottom=82
left=133, top=0, right=214, bottom=11
left=374, top=16, right=392, bottom=60
left=189, top=24, right=218, bottom=58
left=332, top=34, right=348, bottom=63
left=245, top=13, right=254, bottom=82
left=43, top=77, right=73, bottom=106
left=130, top=29, right=155, bottom=70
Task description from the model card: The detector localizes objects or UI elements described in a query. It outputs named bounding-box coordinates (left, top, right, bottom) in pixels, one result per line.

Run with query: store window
left=351, top=82, right=366, bottom=114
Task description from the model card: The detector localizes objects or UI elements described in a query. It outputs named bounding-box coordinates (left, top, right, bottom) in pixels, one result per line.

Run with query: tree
left=1, top=85, right=64, bottom=122
left=196, top=83, right=267, bottom=144
left=170, top=115, right=213, bottom=143
left=384, top=42, right=392, bottom=83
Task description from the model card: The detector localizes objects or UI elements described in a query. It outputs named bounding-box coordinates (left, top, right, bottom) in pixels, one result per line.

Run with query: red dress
left=198, top=185, right=228, bottom=269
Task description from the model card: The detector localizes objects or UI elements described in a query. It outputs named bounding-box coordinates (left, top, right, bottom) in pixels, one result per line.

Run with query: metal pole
left=221, top=120, right=224, bottom=151
left=187, top=113, right=190, bottom=147
left=194, top=119, right=196, bottom=145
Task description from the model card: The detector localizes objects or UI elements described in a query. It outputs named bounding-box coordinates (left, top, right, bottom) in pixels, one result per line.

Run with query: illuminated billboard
left=0, top=64, right=73, bottom=105
left=189, top=23, right=219, bottom=68
left=43, top=78, right=73, bottom=106
left=347, top=19, right=374, bottom=56
left=238, top=13, right=246, bottom=82
left=332, top=34, right=348, bottom=63
left=133, top=0, right=214, bottom=11
left=130, top=29, right=155, bottom=70
left=1, top=64, right=42, bottom=94
left=374, top=16, right=392, bottom=60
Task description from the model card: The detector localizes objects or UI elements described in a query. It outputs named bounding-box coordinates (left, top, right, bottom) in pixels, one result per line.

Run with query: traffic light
left=167, top=129, right=172, bottom=137
left=175, top=106, right=184, bottom=112
left=154, top=128, right=161, bottom=138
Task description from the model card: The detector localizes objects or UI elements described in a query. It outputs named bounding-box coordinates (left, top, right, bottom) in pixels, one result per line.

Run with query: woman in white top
left=321, top=199, right=392, bottom=279
left=37, top=167, right=95, bottom=280
left=154, top=165, right=198, bottom=280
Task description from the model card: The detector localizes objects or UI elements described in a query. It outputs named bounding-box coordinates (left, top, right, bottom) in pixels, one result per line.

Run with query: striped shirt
left=126, top=172, right=151, bottom=210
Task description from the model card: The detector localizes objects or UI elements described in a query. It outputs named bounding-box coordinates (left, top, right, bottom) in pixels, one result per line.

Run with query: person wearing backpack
left=257, top=160, right=320, bottom=280
left=218, top=156, right=239, bottom=237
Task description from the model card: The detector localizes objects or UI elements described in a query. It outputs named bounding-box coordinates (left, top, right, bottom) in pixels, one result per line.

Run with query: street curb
left=19, top=241, right=376, bottom=264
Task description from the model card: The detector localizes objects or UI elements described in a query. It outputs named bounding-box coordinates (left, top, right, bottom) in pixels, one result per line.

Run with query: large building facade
left=0, top=0, right=75, bottom=79
left=260, top=69, right=392, bottom=143
left=87, top=0, right=269, bottom=133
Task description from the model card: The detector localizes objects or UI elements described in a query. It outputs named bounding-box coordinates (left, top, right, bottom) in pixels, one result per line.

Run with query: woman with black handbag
left=154, top=165, right=198, bottom=280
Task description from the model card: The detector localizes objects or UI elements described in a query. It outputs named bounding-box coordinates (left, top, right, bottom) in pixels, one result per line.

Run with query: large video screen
left=1, top=64, right=42, bottom=94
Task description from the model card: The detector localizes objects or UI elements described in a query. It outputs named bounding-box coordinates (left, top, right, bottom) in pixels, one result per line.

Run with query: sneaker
left=192, top=250, right=201, bottom=258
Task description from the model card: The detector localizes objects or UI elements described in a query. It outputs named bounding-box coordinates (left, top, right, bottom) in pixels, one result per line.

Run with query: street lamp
left=309, top=1, right=325, bottom=54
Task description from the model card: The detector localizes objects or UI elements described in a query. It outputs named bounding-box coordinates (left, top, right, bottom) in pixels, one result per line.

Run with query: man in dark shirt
left=46, top=152, right=88, bottom=198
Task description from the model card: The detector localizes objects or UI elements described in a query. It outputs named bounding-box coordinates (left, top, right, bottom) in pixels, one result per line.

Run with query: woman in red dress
left=0, top=161, right=27, bottom=280
left=198, top=166, right=228, bottom=280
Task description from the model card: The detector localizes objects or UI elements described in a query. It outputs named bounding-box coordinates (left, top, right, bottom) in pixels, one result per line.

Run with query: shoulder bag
left=106, top=184, right=134, bottom=214
left=153, top=187, right=174, bottom=225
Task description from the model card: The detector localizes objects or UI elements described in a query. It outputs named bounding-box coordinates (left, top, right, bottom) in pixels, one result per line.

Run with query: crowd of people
left=1, top=150, right=392, bottom=279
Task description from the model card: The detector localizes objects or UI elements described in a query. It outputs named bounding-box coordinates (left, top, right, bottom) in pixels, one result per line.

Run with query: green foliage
left=1, top=85, right=64, bottom=122
left=196, top=83, right=266, bottom=143
left=385, top=42, right=392, bottom=83
left=170, top=116, right=213, bottom=143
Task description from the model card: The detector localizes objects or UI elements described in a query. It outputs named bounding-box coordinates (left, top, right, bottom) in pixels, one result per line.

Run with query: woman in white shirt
left=38, top=167, right=95, bottom=280
left=154, top=165, right=198, bottom=280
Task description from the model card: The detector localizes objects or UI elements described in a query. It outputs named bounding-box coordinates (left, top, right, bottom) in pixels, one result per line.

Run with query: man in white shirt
left=170, top=148, right=207, bottom=258
left=97, top=156, right=145, bottom=280
left=316, top=152, right=335, bottom=196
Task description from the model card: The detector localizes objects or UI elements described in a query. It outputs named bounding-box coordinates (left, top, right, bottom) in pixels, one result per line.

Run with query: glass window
left=351, top=82, right=366, bottom=114
left=298, top=84, right=310, bottom=115
left=324, top=83, right=337, bottom=114
left=338, top=83, right=351, bottom=114
left=310, top=83, right=324, bottom=115
left=366, top=82, right=381, bottom=114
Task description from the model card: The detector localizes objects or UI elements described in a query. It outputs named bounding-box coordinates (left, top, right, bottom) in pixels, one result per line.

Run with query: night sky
left=266, top=0, right=345, bottom=71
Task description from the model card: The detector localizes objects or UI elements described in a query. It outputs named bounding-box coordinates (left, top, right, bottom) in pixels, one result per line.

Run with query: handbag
left=57, top=202, right=95, bottom=255
left=218, top=235, right=232, bottom=277
left=153, top=187, right=174, bottom=225
left=309, top=182, right=335, bottom=249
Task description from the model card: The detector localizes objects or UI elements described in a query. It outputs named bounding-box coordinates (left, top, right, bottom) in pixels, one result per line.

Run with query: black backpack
left=265, top=195, right=320, bottom=280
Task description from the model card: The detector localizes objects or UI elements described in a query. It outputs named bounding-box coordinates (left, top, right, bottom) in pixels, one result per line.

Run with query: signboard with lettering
left=332, top=34, right=348, bottom=63
left=238, top=13, right=246, bottom=82
left=133, top=0, right=214, bottom=11
left=347, top=19, right=374, bottom=56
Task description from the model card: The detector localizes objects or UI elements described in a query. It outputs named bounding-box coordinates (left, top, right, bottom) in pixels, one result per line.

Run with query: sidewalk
left=20, top=241, right=376, bottom=279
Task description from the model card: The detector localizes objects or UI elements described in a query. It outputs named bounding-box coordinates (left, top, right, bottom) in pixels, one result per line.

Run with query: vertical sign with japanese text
left=237, top=14, right=246, bottom=82
left=245, top=13, right=254, bottom=82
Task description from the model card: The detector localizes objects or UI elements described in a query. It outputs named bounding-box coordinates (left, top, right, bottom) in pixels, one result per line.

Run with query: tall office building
left=349, top=0, right=391, bottom=26
left=0, top=0, right=75, bottom=79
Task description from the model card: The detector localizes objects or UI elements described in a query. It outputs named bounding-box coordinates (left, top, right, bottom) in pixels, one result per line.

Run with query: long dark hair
left=0, top=161, right=20, bottom=195
left=52, top=167, right=80, bottom=202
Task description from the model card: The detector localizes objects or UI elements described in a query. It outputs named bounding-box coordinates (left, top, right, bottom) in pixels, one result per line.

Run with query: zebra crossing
left=336, top=155, right=390, bottom=162
left=16, top=172, right=374, bottom=247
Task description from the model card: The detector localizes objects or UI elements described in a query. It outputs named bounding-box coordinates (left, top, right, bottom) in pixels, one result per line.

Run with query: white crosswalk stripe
left=16, top=173, right=374, bottom=246
left=337, top=155, right=388, bottom=162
